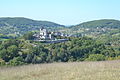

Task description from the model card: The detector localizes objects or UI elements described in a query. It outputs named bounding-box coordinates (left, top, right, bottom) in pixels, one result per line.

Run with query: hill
left=0, top=17, right=65, bottom=35
left=0, top=18, right=120, bottom=40
left=67, top=19, right=120, bottom=37
left=0, top=61, right=120, bottom=80
left=71, top=19, right=120, bottom=29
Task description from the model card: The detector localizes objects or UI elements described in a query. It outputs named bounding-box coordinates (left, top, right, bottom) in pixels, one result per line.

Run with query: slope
left=0, top=17, right=65, bottom=35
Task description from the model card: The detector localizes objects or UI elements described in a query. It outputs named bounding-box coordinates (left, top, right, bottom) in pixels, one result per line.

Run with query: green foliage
left=0, top=18, right=120, bottom=66
left=86, top=54, right=105, bottom=61
left=9, top=57, right=24, bottom=66
left=71, top=19, right=120, bottom=29
left=0, top=49, right=8, bottom=62
left=0, top=58, right=5, bottom=66
left=67, top=20, right=120, bottom=38
left=0, top=36, right=119, bottom=66
left=23, top=32, right=34, bottom=40
left=0, top=17, right=65, bottom=35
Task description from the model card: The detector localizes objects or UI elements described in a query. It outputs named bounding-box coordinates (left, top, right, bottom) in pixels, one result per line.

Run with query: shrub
left=0, top=58, right=5, bottom=66
left=86, top=54, right=105, bottom=61
left=9, top=57, right=24, bottom=66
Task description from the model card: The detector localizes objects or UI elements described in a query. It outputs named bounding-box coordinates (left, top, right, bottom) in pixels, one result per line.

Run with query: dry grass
left=0, top=60, right=120, bottom=80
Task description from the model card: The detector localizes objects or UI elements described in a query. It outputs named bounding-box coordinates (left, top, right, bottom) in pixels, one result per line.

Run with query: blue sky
left=0, top=0, right=120, bottom=25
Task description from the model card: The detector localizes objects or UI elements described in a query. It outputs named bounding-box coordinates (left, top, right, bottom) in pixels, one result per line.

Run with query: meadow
left=0, top=60, right=120, bottom=80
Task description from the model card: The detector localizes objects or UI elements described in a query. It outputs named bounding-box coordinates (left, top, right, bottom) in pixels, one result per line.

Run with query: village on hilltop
left=33, top=28, right=69, bottom=43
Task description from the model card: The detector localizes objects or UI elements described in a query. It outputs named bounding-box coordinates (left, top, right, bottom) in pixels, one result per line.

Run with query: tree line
left=0, top=36, right=120, bottom=66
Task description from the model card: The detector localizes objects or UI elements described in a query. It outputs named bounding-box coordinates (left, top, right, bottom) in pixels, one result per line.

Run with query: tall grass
left=0, top=60, right=120, bottom=80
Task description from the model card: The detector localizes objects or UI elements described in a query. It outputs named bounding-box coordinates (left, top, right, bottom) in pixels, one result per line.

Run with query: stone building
left=33, top=28, right=69, bottom=40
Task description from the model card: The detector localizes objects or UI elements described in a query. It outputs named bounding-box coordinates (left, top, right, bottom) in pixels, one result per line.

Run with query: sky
left=0, top=0, right=120, bottom=25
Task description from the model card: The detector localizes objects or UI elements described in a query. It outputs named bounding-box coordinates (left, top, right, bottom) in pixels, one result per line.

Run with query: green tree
left=23, top=32, right=34, bottom=40
left=9, top=57, right=24, bottom=66
left=0, top=49, right=8, bottom=62
left=86, top=54, right=105, bottom=61
left=7, top=45, right=19, bottom=60
left=0, top=58, right=5, bottom=66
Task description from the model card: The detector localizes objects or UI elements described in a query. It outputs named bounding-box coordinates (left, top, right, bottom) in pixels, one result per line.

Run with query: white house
left=39, top=28, right=51, bottom=39
left=33, top=28, right=69, bottom=40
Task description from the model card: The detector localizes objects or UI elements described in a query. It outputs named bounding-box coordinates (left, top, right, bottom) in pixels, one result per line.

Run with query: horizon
left=0, top=17, right=119, bottom=26
left=1, top=0, right=120, bottom=25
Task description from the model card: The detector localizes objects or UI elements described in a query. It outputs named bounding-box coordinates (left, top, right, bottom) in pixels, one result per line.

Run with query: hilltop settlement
left=33, top=27, right=69, bottom=43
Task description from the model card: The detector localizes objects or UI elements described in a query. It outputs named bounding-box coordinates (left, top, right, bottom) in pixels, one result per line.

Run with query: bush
left=0, top=59, right=5, bottom=66
left=115, top=56, right=120, bottom=60
left=9, top=57, right=24, bottom=66
left=86, top=54, right=105, bottom=61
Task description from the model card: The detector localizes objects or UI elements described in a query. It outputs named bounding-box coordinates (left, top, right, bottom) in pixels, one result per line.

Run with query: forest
left=0, top=34, right=120, bottom=66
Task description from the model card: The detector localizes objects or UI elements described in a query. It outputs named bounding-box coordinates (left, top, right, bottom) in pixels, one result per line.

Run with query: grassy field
left=0, top=60, right=120, bottom=80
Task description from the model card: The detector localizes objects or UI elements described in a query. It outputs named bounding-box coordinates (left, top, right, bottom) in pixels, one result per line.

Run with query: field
left=0, top=60, right=120, bottom=80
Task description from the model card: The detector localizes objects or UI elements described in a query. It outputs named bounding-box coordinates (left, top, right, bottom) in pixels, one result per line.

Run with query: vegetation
left=71, top=19, right=120, bottom=29
left=0, top=17, right=120, bottom=80
left=0, top=18, right=120, bottom=66
left=1, top=18, right=120, bottom=38
left=0, top=61, right=120, bottom=80
left=0, top=35, right=119, bottom=66
left=0, top=17, right=65, bottom=35
left=0, top=18, right=120, bottom=80
left=66, top=19, right=120, bottom=37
